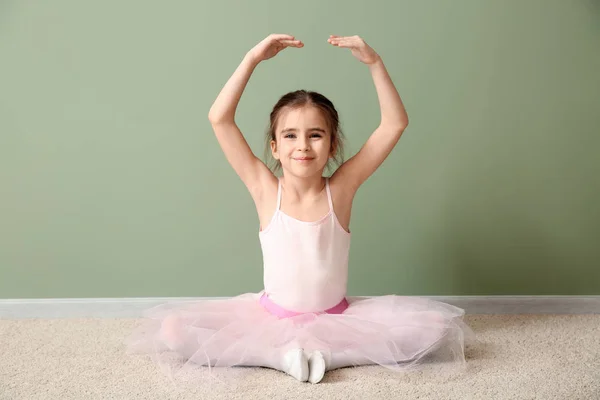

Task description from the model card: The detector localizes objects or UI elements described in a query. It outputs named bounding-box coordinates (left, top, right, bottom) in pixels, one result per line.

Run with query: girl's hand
left=327, top=35, right=381, bottom=65
left=248, top=34, right=304, bottom=63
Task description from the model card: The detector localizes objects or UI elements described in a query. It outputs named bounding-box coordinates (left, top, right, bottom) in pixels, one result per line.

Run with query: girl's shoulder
left=328, top=175, right=355, bottom=233
left=328, top=173, right=357, bottom=203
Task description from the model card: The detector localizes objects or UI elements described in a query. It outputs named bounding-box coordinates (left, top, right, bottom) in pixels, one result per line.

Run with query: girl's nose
left=298, top=139, right=310, bottom=151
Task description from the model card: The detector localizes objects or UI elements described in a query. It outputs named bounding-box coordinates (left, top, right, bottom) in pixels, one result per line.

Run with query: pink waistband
left=259, top=292, right=349, bottom=318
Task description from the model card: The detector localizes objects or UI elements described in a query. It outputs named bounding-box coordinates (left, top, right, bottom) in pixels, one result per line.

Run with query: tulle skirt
left=124, top=291, right=477, bottom=385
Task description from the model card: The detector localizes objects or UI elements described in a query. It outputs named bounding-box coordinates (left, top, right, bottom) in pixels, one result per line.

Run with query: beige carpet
left=1, top=315, right=599, bottom=400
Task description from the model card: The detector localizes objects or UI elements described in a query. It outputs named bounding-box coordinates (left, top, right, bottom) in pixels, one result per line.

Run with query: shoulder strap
left=325, top=178, right=333, bottom=212
left=276, top=178, right=282, bottom=210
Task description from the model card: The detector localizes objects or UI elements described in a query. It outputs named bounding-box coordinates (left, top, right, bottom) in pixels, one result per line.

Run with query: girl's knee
left=160, top=315, right=185, bottom=345
left=162, top=314, right=183, bottom=329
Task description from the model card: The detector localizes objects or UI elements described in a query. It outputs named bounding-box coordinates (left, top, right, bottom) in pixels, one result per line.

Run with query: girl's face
left=271, top=106, right=334, bottom=178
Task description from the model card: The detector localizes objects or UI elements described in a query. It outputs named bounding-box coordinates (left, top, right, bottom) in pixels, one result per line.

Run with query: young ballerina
left=125, top=33, right=476, bottom=385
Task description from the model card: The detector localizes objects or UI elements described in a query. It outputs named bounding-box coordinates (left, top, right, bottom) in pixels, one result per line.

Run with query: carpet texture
left=1, top=315, right=599, bottom=399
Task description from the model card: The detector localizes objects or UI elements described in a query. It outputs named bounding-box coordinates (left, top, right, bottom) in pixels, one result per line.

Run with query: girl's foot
left=282, top=348, right=308, bottom=382
left=307, top=350, right=326, bottom=384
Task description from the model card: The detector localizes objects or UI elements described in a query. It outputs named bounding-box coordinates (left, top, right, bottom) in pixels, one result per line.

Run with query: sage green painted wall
left=1, top=1, right=599, bottom=298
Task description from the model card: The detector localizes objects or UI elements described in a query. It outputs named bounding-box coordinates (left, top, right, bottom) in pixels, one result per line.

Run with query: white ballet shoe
left=307, top=350, right=326, bottom=384
left=282, top=348, right=309, bottom=382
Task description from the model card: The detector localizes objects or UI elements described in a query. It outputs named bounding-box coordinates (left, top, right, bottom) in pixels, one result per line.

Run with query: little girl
left=126, top=34, right=476, bottom=385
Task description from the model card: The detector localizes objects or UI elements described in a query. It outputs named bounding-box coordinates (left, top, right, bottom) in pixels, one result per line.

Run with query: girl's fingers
left=278, top=39, right=303, bottom=47
left=332, top=36, right=362, bottom=47
left=329, top=36, right=348, bottom=42
left=331, top=39, right=352, bottom=47
left=271, top=34, right=295, bottom=40
left=329, top=35, right=356, bottom=40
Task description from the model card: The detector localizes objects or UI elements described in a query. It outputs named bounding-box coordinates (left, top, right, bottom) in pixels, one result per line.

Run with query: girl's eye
left=283, top=133, right=322, bottom=138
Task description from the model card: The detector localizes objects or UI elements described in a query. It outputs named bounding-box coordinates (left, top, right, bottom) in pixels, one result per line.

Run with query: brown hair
left=263, top=90, right=345, bottom=174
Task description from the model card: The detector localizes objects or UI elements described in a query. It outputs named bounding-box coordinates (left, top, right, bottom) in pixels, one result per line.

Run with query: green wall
left=1, top=1, right=599, bottom=299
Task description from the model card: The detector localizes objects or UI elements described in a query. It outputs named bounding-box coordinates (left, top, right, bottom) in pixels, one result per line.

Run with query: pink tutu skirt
left=125, top=292, right=477, bottom=384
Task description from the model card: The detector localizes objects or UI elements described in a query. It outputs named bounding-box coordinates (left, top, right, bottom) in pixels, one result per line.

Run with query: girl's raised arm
left=329, top=35, right=409, bottom=195
left=208, top=34, right=303, bottom=196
